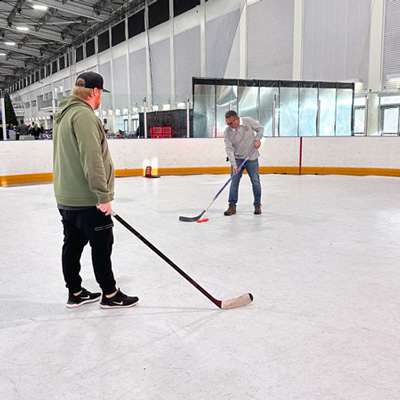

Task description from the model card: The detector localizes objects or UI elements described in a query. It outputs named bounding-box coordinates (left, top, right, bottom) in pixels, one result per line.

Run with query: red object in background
left=150, top=126, right=172, bottom=138
left=145, top=166, right=153, bottom=178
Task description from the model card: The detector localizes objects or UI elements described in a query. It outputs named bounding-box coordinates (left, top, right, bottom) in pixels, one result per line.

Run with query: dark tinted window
left=174, top=0, right=200, bottom=17
left=149, top=0, right=169, bottom=29
left=46, top=64, right=51, bottom=76
left=76, top=46, right=84, bottom=62
left=86, top=39, right=95, bottom=57
left=59, top=56, right=65, bottom=70
left=52, top=60, right=58, bottom=74
left=128, top=10, right=145, bottom=38
left=98, top=30, right=110, bottom=53
left=112, top=21, right=126, bottom=47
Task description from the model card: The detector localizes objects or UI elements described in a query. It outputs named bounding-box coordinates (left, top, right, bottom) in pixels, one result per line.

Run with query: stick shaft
left=113, top=213, right=222, bottom=308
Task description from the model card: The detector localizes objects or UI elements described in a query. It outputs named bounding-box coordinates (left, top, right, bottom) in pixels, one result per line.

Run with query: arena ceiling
left=0, top=0, right=147, bottom=90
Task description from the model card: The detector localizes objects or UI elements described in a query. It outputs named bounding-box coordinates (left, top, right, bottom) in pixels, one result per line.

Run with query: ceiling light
left=33, top=4, right=48, bottom=11
left=16, top=26, right=29, bottom=31
left=0, top=52, right=6, bottom=56
left=5, top=42, right=16, bottom=46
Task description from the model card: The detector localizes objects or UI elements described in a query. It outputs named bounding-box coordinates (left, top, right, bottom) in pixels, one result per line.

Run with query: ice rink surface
left=1, top=173, right=400, bottom=400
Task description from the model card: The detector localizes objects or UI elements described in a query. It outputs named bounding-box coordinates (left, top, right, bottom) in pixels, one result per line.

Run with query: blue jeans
left=228, top=158, right=261, bottom=206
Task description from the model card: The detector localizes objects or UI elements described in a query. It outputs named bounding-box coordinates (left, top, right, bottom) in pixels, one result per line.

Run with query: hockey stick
left=179, top=147, right=258, bottom=222
left=112, top=211, right=253, bottom=309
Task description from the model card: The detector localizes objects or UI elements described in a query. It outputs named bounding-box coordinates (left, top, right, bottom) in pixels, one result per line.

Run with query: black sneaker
left=100, top=289, right=139, bottom=309
left=66, top=288, right=101, bottom=308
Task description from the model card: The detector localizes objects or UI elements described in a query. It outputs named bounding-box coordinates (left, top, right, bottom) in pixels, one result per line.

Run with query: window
left=52, top=60, right=58, bottom=74
left=59, top=56, right=65, bottom=70
left=174, top=0, right=200, bottom=17
left=112, top=21, right=126, bottom=47
left=46, top=64, right=51, bottom=76
left=148, top=0, right=169, bottom=29
left=40, top=68, right=45, bottom=80
left=76, top=46, right=84, bottom=62
left=86, top=39, right=95, bottom=57
left=98, top=30, right=110, bottom=53
left=128, top=10, right=145, bottom=38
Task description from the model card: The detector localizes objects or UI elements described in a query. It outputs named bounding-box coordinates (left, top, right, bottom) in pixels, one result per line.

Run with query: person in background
left=223, top=110, right=263, bottom=216
left=32, top=123, right=42, bottom=140
left=17, top=119, right=28, bottom=140
left=53, top=71, right=139, bottom=309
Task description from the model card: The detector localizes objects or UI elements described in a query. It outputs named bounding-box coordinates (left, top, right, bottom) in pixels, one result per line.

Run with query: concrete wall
left=1, top=137, right=400, bottom=185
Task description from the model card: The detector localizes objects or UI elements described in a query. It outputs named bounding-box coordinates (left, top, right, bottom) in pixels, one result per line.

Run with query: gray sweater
left=224, top=117, right=264, bottom=166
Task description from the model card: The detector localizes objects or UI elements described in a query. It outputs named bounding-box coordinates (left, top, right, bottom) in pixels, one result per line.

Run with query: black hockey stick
left=112, top=211, right=253, bottom=309
left=179, top=148, right=258, bottom=222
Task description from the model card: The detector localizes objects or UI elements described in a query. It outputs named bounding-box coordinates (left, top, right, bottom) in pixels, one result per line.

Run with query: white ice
left=1, top=174, right=400, bottom=400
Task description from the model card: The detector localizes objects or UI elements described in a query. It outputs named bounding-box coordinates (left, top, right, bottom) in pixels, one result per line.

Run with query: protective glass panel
left=319, top=88, right=336, bottom=136
left=336, top=89, right=353, bottom=136
left=193, top=84, right=215, bottom=138
left=382, top=107, right=399, bottom=134
left=259, top=87, right=278, bottom=137
left=216, top=85, right=237, bottom=137
left=299, top=87, right=317, bottom=136
left=279, top=87, right=298, bottom=137
left=354, top=108, right=365, bottom=133
left=238, top=86, right=259, bottom=122
left=380, top=95, right=400, bottom=105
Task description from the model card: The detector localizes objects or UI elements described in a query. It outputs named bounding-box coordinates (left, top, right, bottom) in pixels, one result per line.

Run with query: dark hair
left=225, top=110, right=238, bottom=119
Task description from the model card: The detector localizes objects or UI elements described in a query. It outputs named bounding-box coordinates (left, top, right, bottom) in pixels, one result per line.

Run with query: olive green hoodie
left=53, top=95, right=114, bottom=206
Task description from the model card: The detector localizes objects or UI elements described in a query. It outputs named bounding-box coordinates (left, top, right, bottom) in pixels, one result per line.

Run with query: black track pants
left=59, top=207, right=117, bottom=295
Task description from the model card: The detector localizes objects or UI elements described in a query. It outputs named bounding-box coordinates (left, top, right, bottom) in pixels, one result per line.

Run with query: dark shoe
left=66, top=288, right=101, bottom=308
left=254, top=204, right=262, bottom=215
left=100, top=289, right=139, bottom=309
left=224, top=204, right=236, bottom=216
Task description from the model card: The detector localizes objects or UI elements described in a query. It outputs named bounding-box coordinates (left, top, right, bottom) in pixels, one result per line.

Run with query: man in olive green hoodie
left=53, top=71, right=138, bottom=309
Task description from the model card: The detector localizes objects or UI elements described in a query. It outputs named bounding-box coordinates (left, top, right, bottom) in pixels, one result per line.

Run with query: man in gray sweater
left=223, top=110, right=263, bottom=216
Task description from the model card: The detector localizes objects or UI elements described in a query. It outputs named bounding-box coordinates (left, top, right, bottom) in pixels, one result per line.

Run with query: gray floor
left=1, top=173, right=400, bottom=400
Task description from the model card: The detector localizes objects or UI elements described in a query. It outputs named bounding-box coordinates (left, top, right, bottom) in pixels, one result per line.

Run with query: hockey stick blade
left=112, top=211, right=254, bottom=309
left=220, top=293, right=254, bottom=309
left=179, top=210, right=205, bottom=222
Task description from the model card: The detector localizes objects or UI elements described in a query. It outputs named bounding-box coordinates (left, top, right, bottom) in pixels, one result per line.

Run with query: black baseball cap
left=75, top=71, right=110, bottom=93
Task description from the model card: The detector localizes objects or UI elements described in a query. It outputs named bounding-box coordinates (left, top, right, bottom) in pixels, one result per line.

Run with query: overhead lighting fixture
left=0, top=52, right=6, bottom=56
left=5, top=42, right=16, bottom=46
left=33, top=4, right=48, bottom=11
left=16, top=26, right=29, bottom=31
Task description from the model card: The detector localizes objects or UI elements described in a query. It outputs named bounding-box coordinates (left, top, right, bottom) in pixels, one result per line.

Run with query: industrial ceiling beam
left=0, top=44, right=43, bottom=57
left=30, top=0, right=109, bottom=21
left=0, top=21, right=70, bottom=44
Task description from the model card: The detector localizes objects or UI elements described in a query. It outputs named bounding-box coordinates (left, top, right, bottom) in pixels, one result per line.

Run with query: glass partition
left=238, top=84, right=259, bottom=122
left=259, top=87, right=279, bottom=137
left=193, top=84, right=215, bottom=138
left=299, top=87, right=318, bottom=137
left=279, top=87, right=299, bottom=137
left=319, top=88, right=336, bottom=136
left=192, top=78, right=355, bottom=138
left=336, top=89, right=353, bottom=136
left=216, top=84, right=237, bottom=137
